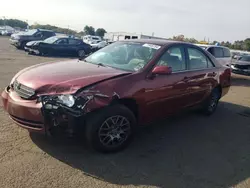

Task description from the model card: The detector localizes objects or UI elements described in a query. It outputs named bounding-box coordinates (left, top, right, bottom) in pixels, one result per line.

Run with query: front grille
left=13, top=80, right=35, bottom=99
left=234, top=64, right=250, bottom=70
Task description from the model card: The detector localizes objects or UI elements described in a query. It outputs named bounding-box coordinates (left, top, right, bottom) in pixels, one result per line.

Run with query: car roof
left=118, top=39, right=187, bottom=46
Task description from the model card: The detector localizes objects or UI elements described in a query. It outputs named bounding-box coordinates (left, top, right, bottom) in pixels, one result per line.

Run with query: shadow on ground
left=31, top=102, right=250, bottom=188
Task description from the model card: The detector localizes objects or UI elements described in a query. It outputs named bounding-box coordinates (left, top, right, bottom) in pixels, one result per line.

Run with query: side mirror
left=152, top=65, right=172, bottom=75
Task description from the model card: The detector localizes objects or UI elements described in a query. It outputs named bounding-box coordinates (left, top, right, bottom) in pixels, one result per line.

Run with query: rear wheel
left=85, top=105, right=136, bottom=153
left=202, top=88, right=221, bottom=115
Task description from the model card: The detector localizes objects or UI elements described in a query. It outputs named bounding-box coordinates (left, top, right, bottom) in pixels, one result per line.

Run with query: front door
left=53, top=38, right=69, bottom=56
left=139, top=45, right=191, bottom=124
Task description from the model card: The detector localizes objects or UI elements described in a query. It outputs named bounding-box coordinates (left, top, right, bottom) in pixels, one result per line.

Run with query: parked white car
left=90, top=40, right=107, bottom=50
left=83, top=35, right=102, bottom=44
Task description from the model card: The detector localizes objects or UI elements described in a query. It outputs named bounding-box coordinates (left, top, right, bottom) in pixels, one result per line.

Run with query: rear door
left=68, top=39, right=82, bottom=55
left=185, top=46, right=217, bottom=105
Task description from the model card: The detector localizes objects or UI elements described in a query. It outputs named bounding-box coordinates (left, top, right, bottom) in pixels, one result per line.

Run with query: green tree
left=95, top=28, right=107, bottom=37
left=0, top=19, right=28, bottom=29
left=83, top=25, right=95, bottom=35
left=243, top=38, right=250, bottom=51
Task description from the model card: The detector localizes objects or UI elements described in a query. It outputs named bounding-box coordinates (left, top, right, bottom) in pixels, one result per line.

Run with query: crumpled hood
left=235, top=60, right=250, bottom=65
left=13, top=59, right=130, bottom=95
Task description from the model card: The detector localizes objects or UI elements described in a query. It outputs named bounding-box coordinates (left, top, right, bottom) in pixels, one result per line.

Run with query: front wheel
left=85, top=105, right=136, bottom=153
left=202, top=88, right=221, bottom=115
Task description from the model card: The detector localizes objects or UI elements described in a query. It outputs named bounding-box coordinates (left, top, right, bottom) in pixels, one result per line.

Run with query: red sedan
left=1, top=39, right=231, bottom=152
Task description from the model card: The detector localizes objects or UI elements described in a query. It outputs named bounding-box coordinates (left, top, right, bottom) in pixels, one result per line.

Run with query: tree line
left=0, top=19, right=249, bottom=51
left=170, top=35, right=250, bottom=51
left=0, top=19, right=28, bottom=29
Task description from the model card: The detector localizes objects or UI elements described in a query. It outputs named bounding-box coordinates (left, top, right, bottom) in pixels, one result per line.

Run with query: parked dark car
left=25, top=36, right=92, bottom=57
left=10, top=29, right=56, bottom=49
left=231, top=55, right=250, bottom=75
left=1, top=39, right=231, bottom=152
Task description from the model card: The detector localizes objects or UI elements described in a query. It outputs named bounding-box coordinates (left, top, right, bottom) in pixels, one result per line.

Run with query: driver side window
left=156, top=46, right=187, bottom=72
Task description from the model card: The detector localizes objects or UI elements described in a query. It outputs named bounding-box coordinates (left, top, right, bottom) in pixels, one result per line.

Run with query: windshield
left=84, top=42, right=161, bottom=72
left=24, top=29, right=38, bottom=35
left=44, top=36, right=59, bottom=44
left=239, top=55, right=250, bottom=62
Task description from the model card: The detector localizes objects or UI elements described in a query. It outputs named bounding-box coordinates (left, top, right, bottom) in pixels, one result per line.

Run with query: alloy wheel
left=98, top=115, right=131, bottom=148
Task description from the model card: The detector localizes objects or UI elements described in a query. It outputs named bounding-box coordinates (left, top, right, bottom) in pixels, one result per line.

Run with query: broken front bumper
left=1, top=87, right=45, bottom=133
left=1, top=88, right=90, bottom=135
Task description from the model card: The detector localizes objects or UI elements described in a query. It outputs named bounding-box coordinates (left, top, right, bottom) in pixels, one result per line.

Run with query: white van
left=196, top=44, right=232, bottom=67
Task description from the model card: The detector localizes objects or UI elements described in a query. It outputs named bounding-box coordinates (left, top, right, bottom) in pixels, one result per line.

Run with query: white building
left=104, top=32, right=167, bottom=42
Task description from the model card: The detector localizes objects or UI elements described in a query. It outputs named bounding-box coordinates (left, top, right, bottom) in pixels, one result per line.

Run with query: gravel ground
left=0, top=37, right=250, bottom=188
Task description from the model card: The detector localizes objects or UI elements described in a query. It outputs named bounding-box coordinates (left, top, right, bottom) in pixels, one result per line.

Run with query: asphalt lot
left=0, top=37, right=250, bottom=188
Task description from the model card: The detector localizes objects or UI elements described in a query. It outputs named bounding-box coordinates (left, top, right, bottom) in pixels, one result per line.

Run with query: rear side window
left=208, top=47, right=224, bottom=58
left=42, top=31, right=54, bottom=38
left=187, top=48, right=214, bottom=70
left=68, top=39, right=81, bottom=45
left=223, top=48, right=231, bottom=57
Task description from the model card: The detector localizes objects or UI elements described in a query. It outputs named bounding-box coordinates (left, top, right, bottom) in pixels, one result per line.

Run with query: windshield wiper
left=79, top=59, right=106, bottom=67
left=97, top=63, right=106, bottom=67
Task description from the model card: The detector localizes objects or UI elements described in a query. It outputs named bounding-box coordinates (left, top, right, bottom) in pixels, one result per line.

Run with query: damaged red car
left=1, top=39, right=231, bottom=152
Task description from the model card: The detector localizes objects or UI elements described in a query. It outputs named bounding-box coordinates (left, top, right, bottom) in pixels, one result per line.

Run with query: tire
left=78, top=49, right=86, bottom=58
left=202, top=88, right=221, bottom=115
left=85, top=104, right=136, bottom=153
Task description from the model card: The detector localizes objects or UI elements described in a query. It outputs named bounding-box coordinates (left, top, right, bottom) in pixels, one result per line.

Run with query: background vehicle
left=10, top=29, right=56, bottom=49
left=83, top=35, right=102, bottom=44
left=1, top=40, right=231, bottom=152
left=27, top=36, right=92, bottom=57
left=231, top=55, right=250, bottom=75
left=89, top=40, right=107, bottom=51
left=196, top=44, right=232, bottom=67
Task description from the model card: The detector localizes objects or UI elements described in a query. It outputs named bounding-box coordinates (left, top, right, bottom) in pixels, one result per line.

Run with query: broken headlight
left=57, top=94, right=75, bottom=107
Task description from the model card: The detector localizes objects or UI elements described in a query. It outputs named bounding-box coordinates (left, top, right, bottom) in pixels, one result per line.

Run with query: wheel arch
left=111, top=98, right=139, bottom=121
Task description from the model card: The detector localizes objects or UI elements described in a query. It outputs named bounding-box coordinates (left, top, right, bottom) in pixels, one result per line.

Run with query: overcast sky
left=1, top=0, right=250, bottom=42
